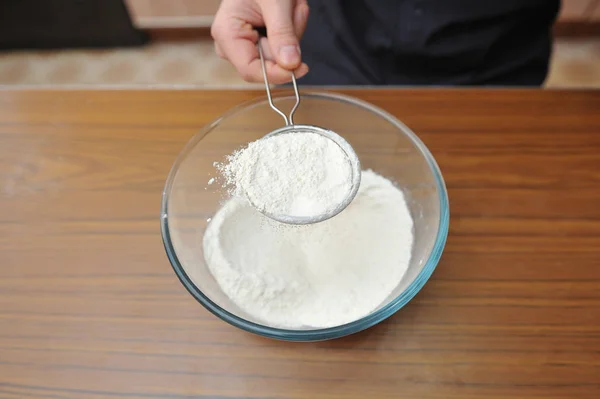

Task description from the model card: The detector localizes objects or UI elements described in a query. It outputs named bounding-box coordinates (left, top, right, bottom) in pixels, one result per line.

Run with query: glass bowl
left=161, top=92, right=449, bottom=341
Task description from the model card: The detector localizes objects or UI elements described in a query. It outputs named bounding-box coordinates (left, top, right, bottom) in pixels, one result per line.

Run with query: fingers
left=211, top=0, right=310, bottom=83
left=260, top=36, right=274, bottom=60
left=259, top=37, right=308, bottom=84
left=212, top=16, right=262, bottom=81
left=260, top=0, right=301, bottom=70
left=263, top=59, right=310, bottom=85
left=294, top=0, right=309, bottom=38
left=215, top=42, right=225, bottom=59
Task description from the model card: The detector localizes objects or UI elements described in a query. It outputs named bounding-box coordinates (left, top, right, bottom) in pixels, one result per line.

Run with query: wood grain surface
left=1, top=88, right=599, bottom=399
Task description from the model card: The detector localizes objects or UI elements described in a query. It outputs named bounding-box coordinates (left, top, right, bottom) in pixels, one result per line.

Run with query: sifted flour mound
left=216, top=132, right=353, bottom=219
left=203, top=169, right=414, bottom=329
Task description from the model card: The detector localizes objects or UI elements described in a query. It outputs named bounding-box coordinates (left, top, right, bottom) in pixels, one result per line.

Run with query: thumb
left=260, top=0, right=301, bottom=70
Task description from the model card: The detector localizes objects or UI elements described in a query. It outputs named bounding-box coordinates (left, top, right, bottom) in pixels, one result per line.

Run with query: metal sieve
left=249, top=39, right=361, bottom=225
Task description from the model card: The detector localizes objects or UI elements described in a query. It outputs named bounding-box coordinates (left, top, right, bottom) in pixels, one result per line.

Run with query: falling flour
left=216, top=132, right=353, bottom=219
left=203, top=168, right=414, bottom=329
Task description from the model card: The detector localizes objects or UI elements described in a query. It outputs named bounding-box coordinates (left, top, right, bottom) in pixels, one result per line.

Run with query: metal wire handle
left=257, top=40, right=300, bottom=126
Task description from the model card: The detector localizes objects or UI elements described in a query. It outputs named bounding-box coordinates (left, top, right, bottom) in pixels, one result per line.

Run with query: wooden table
left=1, top=89, right=599, bottom=399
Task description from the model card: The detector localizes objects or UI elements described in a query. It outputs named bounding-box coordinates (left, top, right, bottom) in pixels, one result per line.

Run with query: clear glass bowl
left=161, top=92, right=449, bottom=341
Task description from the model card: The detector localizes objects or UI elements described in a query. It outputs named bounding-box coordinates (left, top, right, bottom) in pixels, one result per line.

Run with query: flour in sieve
left=203, top=169, right=414, bottom=329
left=216, top=132, right=353, bottom=219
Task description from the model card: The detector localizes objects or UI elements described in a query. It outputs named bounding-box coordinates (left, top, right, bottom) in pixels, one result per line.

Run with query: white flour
left=216, top=132, right=353, bottom=219
left=203, top=169, right=414, bottom=329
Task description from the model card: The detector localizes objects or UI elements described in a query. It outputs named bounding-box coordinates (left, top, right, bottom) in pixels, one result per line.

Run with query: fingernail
left=279, top=45, right=300, bottom=66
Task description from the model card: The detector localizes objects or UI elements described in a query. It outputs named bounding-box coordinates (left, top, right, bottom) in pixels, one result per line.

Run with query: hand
left=211, top=0, right=310, bottom=84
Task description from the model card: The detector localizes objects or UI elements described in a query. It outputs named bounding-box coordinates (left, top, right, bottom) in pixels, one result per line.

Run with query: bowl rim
left=160, top=91, right=450, bottom=342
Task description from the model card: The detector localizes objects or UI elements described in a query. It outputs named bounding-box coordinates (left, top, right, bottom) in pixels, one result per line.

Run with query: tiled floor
left=123, top=0, right=600, bottom=27
left=124, top=0, right=220, bottom=28
left=0, top=41, right=248, bottom=88
left=546, top=38, right=600, bottom=87
left=0, top=38, right=599, bottom=88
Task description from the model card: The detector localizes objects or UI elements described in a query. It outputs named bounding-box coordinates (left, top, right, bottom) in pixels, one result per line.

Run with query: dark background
left=0, top=0, right=147, bottom=50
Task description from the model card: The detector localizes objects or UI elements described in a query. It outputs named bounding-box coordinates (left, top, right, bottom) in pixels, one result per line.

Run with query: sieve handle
left=256, top=27, right=300, bottom=126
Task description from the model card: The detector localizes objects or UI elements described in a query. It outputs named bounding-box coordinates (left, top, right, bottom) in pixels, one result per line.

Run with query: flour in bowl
left=203, top=169, right=414, bottom=329
left=216, top=132, right=353, bottom=219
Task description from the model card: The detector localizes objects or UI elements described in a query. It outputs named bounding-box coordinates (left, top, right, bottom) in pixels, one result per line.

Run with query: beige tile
left=0, top=41, right=253, bottom=87
left=546, top=38, right=600, bottom=88
left=125, top=0, right=220, bottom=18
left=0, top=38, right=599, bottom=88
left=125, top=0, right=220, bottom=27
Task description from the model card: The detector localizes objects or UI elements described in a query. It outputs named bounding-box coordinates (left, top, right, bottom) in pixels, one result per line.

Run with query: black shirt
left=298, top=0, right=560, bottom=86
